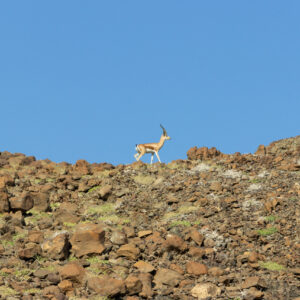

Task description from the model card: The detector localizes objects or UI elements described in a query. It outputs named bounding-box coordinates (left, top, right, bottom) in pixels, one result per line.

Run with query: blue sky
left=0, top=1, right=299, bottom=165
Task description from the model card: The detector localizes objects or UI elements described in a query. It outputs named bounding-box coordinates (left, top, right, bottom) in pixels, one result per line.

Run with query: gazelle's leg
left=137, top=149, right=145, bottom=161
left=150, top=154, right=154, bottom=164
left=134, top=153, right=139, bottom=160
left=155, top=151, right=161, bottom=163
left=137, top=154, right=144, bottom=161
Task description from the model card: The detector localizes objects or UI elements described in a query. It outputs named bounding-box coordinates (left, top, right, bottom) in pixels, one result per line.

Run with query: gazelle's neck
left=158, top=135, right=166, bottom=150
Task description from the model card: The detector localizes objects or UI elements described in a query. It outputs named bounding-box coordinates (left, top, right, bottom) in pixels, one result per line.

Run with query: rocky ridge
left=0, top=136, right=299, bottom=299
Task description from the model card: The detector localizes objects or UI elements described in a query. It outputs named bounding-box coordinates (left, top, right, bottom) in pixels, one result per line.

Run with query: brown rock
left=0, top=188, right=9, bottom=213
left=138, top=273, right=153, bottom=298
left=208, top=266, right=224, bottom=276
left=31, top=192, right=50, bottom=212
left=42, top=233, right=70, bottom=260
left=210, top=181, right=222, bottom=192
left=70, top=223, right=105, bottom=257
left=110, top=230, right=128, bottom=245
left=125, top=275, right=143, bottom=295
left=133, top=261, right=155, bottom=273
left=87, top=275, right=126, bottom=297
left=99, top=185, right=112, bottom=199
left=241, top=276, right=266, bottom=289
left=34, top=269, right=49, bottom=279
left=137, top=230, right=153, bottom=238
left=189, top=247, right=205, bottom=258
left=191, top=283, right=221, bottom=299
left=18, top=242, right=41, bottom=259
left=255, top=145, right=266, bottom=155
left=10, top=210, right=24, bottom=226
left=245, top=287, right=264, bottom=299
left=10, top=192, right=34, bottom=212
left=59, top=262, right=85, bottom=284
left=164, top=234, right=188, bottom=252
left=187, top=146, right=222, bottom=160
left=189, top=229, right=204, bottom=246
left=28, top=230, right=44, bottom=243
left=116, top=244, right=140, bottom=260
left=123, top=226, right=136, bottom=238
left=42, top=285, right=65, bottom=299
left=264, top=198, right=279, bottom=213
left=186, top=261, right=208, bottom=275
left=55, top=209, right=80, bottom=225
left=126, top=297, right=140, bottom=300
left=145, top=231, right=164, bottom=244
left=73, top=159, right=90, bottom=175
left=248, top=252, right=259, bottom=263
left=169, top=263, right=184, bottom=275
left=154, top=268, right=183, bottom=288
left=0, top=175, right=14, bottom=189
left=58, top=279, right=73, bottom=292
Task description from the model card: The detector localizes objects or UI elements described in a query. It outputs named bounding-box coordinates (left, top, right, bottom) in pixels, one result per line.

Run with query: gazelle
left=134, top=125, right=171, bottom=164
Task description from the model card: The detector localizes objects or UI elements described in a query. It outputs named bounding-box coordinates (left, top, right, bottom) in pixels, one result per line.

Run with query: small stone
left=248, top=252, right=259, bottom=263
left=58, top=279, right=73, bottom=292
left=110, top=231, right=127, bottom=245
left=241, top=276, right=266, bottom=289
left=18, top=243, right=41, bottom=259
left=59, top=262, right=85, bottom=285
left=189, top=247, right=205, bottom=257
left=137, top=230, right=153, bottom=238
left=208, top=267, right=224, bottom=276
left=42, top=233, right=70, bottom=260
left=189, top=230, right=204, bottom=246
left=191, top=283, right=221, bottom=299
left=186, top=261, right=208, bottom=275
left=34, top=269, right=49, bottom=279
left=117, top=244, right=140, bottom=260
left=164, top=234, right=188, bottom=252
left=125, top=275, right=143, bottom=295
left=87, top=275, right=126, bottom=297
left=210, top=181, right=222, bottom=192
left=133, top=261, right=155, bottom=273
left=169, top=263, right=184, bottom=275
left=245, top=287, right=264, bottom=299
left=99, top=185, right=112, bottom=199
left=28, top=230, right=44, bottom=244
left=138, top=273, right=153, bottom=298
left=154, top=268, right=183, bottom=288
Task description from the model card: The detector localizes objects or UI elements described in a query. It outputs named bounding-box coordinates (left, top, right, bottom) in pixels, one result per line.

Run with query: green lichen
left=259, top=261, right=285, bottom=271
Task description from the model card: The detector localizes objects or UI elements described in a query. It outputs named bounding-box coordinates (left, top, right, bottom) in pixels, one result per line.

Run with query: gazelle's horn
left=160, top=124, right=167, bottom=136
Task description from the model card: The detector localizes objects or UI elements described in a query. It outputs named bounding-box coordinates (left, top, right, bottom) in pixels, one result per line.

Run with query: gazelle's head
left=160, top=124, right=171, bottom=140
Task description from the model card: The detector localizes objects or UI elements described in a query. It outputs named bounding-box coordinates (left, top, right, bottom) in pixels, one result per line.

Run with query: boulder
left=70, top=223, right=105, bottom=257
left=87, top=275, right=126, bottom=297
left=9, top=192, right=34, bottom=212
left=59, top=262, right=85, bottom=285
left=42, top=232, right=70, bottom=260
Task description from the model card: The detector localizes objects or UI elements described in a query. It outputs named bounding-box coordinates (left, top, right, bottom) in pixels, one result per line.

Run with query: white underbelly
left=145, top=149, right=155, bottom=154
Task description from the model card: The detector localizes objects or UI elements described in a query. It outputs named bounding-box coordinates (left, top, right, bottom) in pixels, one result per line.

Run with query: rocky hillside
left=0, top=136, right=299, bottom=300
